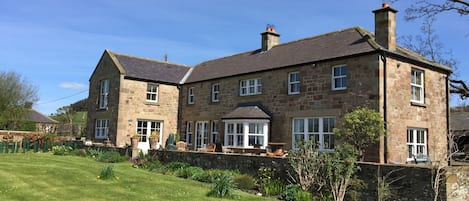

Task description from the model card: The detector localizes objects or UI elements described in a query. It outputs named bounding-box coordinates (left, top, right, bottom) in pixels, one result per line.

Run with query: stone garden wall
left=152, top=150, right=447, bottom=201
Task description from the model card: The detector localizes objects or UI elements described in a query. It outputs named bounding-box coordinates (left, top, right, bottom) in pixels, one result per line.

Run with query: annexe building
left=87, top=50, right=190, bottom=150
left=179, top=4, right=451, bottom=164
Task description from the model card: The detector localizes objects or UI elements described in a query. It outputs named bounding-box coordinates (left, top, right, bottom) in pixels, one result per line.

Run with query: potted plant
left=149, top=131, right=160, bottom=150
left=131, top=132, right=140, bottom=149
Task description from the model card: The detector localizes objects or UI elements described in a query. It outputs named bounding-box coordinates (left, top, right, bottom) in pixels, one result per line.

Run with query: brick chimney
left=261, top=24, right=280, bottom=51
left=373, top=3, right=398, bottom=51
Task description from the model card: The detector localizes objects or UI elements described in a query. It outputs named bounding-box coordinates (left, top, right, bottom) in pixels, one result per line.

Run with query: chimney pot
left=382, top=2, right=389, bottom=8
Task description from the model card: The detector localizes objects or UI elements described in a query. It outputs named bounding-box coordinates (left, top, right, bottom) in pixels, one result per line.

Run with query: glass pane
left=334, top=67, right=340, bottom=76
left=408, top=145, right=413, bottom=158
left=416, top=71, right=422, bottom=85
left=407, top=129, right=413, bottom=143
left=237, top=135, right=244, bottom=146
left=324, top=134, right=334, bottom=149
left=294, top=119, right=304, bottom=132
left=341, top=66, right=347, bottom=76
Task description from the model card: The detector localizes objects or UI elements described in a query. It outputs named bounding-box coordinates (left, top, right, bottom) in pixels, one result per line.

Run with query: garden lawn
left=0, top=153, right=277, bottom=201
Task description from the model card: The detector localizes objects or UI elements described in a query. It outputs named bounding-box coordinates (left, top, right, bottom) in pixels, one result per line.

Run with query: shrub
left=96, top=150, right=128, bottom=163
left=52, top=145, right=73, bottom=155
left=233, top=174, right=256, bottom=190
left=295, top=190, right=312, bottom=201
left=261, top=179, right=284, bottom=196
left=192, top=169, right=239, bottom=183
left=282, top=184, right=301, bottom=201
left=160, top=162, right=190, bottom=175
left=75, top=149, right=87, bottom=157
left=98, top=165, right=117, bottom=180
left=207, top=174, right=239, bottom=199
left=175, top=166, right=204, bottom=179
left=130, top=153, right=161, bottom=171
left=87, top=148, right=104, bottom=158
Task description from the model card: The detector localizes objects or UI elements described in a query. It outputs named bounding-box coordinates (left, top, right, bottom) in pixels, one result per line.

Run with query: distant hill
left=70, top=98, right=87, bottom=112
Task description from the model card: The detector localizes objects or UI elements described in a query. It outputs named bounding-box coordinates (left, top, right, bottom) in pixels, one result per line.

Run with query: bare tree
left=396, top=0, right=469, bottom=98
left=405, top=0, right=469, bottom=21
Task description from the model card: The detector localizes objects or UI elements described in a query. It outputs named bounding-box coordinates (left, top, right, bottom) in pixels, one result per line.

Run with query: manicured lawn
left=0, top=153, right=277, bottom=201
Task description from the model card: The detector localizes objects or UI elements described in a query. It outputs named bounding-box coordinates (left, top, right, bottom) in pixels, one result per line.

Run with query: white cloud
left=59, top=82, right=86, bottom=89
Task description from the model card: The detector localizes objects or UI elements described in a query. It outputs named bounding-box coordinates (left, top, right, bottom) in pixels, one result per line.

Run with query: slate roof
left=28, top=109, right=58, bottom=124
left=111, top=51, right=191, bottom=84
left=451, top=112, right=469, bottom=132
left=222, top=106, right=271, bottom=120
left=185, top=26, right=451, bottom=83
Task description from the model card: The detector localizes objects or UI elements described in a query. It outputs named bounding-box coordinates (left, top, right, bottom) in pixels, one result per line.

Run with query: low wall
left=446, top=166, right=469, bottom=201
left=151, top=150, right=445, bottom=201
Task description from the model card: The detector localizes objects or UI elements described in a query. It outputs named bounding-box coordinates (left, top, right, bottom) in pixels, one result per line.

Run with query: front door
left=195, top=121, right=208, bottom=149
left=137, top=120, right=163, bottom=153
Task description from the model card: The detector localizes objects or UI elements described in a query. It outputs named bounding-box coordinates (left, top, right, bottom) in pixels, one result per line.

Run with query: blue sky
left=1, top=0, right=467, bottom=115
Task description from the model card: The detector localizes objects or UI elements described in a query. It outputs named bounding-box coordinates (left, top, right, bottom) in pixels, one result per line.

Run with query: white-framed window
left=411, top=69, right=424, bottom=103
left=248, top=123, right=264, bottom=147
left=185, top=121, right=193, bottom=145
left=211, top=83, right=220, bottom=102
left=407, top=128, right=427, bottom=161
left=210, top=121, right=219, bottom=143
left=137, top=120, right=162, bottom=143
left=195, top=121, right=209, bottom=148
left=292, top=117, right=335, bottom=151
left=332, top=65, right=347, bottom=90
left=240, top=78, right=262, bottom=96
left=95, top=119, right=109, bottom=139
left=288, top=72, right=300, bottom=94
left=224, top=120, right=269, bottom=148
left=98, top=79, right=109, bottom=109
left=146, top=83, right=159, bottom=103
left=188, top=87, right=194, bottom=104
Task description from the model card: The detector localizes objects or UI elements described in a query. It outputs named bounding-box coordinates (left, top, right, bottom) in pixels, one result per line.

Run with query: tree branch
left=450, top=79, right=469, bottom=99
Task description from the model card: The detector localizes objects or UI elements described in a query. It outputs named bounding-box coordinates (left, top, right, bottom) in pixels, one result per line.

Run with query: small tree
left=324, top=144, right=359, bottom=201
left=288, top=140, right=326, bottom=192
left=334, top=107, right=385, bottom=160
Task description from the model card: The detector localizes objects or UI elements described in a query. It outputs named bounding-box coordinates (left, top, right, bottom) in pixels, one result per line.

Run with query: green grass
left=0, top=153, right=276, bottom=201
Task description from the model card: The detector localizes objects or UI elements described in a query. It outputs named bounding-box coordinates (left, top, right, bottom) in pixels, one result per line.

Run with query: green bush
left=52, top=145, right=73, bottom=155
left=282, top=184, right=301, bottom=201
left=192, top=169, right=239, bottom=183
left=207, top=174, right=239, bottom=199
left=96, top=151, right=128, bottom=163
left=75, top=149, right=87, bottom=157
left=175, top=166, right=204, bottom=179
left=261, top=179, right=284, bottom=196
left=160, top=162, right=190, bottom=175
left=233, top=174, right=256, bottom=190
left=295, top=190, right=312, bottom=201
left=87, top=148, right=104, bottom=158
left=98, top=165, right=116, bottom=180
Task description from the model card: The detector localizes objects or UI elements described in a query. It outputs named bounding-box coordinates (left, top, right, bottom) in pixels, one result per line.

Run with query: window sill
left=145, top=101, right=160, bottom=106
left=410, top=101, right=426, bottom=108
left=96, top=107, right=108, bottom=111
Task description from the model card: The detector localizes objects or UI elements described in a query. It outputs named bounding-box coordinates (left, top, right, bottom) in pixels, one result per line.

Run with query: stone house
left=86, top=49, right=190, bottom=150
left=27, top=109, right=58, bottom=134
left=179, top=4, right=451, bottom=164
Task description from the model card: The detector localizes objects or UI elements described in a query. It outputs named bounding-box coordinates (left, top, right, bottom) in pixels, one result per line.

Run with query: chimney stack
left=261, top=24, right=280, bottom=51
left=373, top=3, right=398, bottom=51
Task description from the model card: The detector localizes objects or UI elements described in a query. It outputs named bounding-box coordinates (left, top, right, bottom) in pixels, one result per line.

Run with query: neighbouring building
left=179, top=4, right=451, bottom=164
left=27, top=109, right=59, bottom=134
left=86, top=50, right=190, bottom=150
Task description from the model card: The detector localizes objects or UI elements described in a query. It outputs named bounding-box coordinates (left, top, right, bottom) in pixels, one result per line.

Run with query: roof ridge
left=110, top=50, right=192, bottom=68
left=195, top=27, right=367, bottom=68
